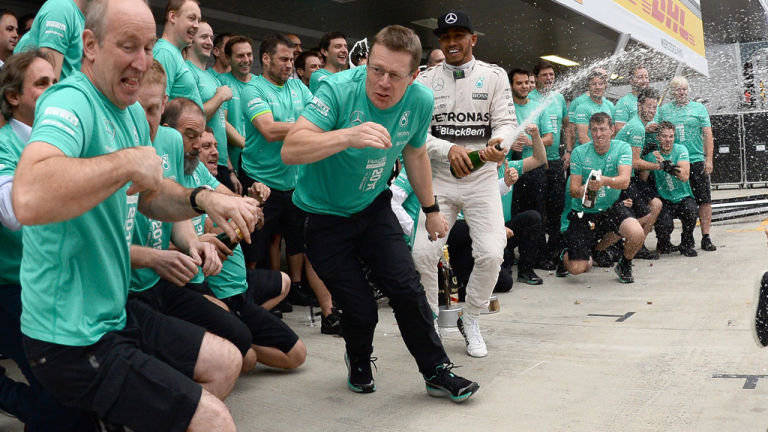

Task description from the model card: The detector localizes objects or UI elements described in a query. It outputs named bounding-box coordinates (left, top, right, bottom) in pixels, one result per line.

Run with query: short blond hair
left=142, top=59, right=167, bottom=88
left=670, top=75, right=689, bottom=90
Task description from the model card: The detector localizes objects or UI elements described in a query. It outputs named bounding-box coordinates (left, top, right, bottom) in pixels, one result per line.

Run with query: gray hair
left=85, top=0, right=150, bottom=44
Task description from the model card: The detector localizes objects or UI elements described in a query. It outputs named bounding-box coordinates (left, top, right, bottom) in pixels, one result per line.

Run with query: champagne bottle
left=216, top=228, right=243, bottom=250
left=440, top=245, right=459, bottom=305
left=583, top=174, right=598, bottom=209
left=450, top=143, right=503, bottom=178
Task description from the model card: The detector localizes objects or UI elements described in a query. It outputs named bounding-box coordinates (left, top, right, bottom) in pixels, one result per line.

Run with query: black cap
left=434, top=11, right=473, bottom=37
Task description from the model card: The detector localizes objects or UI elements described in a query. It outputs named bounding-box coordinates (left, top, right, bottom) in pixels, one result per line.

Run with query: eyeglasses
left=368, top=64, right=411, bottom=83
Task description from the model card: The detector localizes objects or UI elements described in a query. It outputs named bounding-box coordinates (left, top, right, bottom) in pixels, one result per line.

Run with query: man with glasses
left=412, top=10, right=515, bottom=358
left=283, top=24, right=479, bottom=403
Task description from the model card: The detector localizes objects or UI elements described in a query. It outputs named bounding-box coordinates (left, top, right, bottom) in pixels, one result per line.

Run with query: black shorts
left=23, top=300, right=203, bottom=432
left=246, top=268, right=283, bottom=305
left=689, top=161, right=712, bottom=204
left=564, top=200, right=635, bottom=261
left=129, top=279, right=252, bottom=357
left=621, top=177, right=658, bottom=218
left=223, top=290, right=299, bottom=354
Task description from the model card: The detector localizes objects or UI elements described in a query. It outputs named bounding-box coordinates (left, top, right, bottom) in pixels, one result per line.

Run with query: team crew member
left=560, top=113, right=644, bottom=284
left=0, top=49, right=99, bottom=432
left=218, top=35, right=255, bottom=175
left=507, top=68, right=553, bottom=275
left=199, top=130, right=307, bottom=369
left=283, top=25, right=479, bottom=402
left=426, top=48, right=445, bottom=67
left=12, top=1, right=263, bottom=430
left=614, top=65, right=651, bottom=133
left=153, top=0, right=204, bottom=108
left=529, top=60, right=569, bottom=266
left=185, top=21, right=241, bottom=193
left=295, top=50, right=322, bottom=87
left=573, top=70, right=615, bottom=145
left=0, top=10, right=18, bottom=68
left=657, top=76, right=716, bottom=251
left=286, top=33, right=302, bottom=80
left=412, top=10, right=514, bottom=358
left=309, top=31, right=348, bottom=93
left=641, top=121, right=698, bottom=256
left=565, top=67, right=608, bottom=158
left=615, top=87, right=663, bottom=259
left=208, top=32, right=233, bottom=79
left=13, top=0, right=86, bottom=80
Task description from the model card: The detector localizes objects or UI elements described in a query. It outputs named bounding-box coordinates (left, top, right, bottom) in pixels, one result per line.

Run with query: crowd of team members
left=0, top=0, right=716, bottom=430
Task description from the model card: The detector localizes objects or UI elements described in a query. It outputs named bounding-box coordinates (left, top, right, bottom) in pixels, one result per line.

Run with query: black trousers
left=654, top=196, right=698, bottom=248
left=505, top=210, right=544, bottom=272
left=447, top=220, right=513, bottom=295
left=304, top=190, right=448, bottom=375
left=543, top=160, right=566, bottom=259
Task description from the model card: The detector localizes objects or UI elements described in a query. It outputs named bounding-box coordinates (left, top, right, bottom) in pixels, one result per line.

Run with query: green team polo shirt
left=240, top=75, right=312, bottom=190
left=499, top=159, right=525, bottom=223
left=391, top=170, right=421, bottom=248
left=129, top=126, right=185, bottom=292
left=178, top=163, right=220, bottom=283
left=207, top=68, right=224, bottom=81
left=614, top=93, right=638, bottom=125
left=295, top=66, right=433, bottom=217
left=615, top=115, right=646, bottom=177
left=529, top=89, right=567, bottom=160
left=656, top=101, right=711, bottom=163
left=21, top=72, right=149, bottom=346
left=217, top=72, right=256, bottom=173
left=152, top=38, right=204, bottom=109
left=309, top=68, right=332, bottom=94
left=644, top=144, right=693, bottom=203
left=206, top=243, right=248, bottom=300
left=514, top=99, right=554, bottom=159
left=0, top=123, right=25, bottom=284
left=568, top=92, right=591, bottom=123
left=187, top=61, right=229, bottom=168
left=573, top=97, right=615, bottom=142
left=569, top=139, right=632, bottom=214
left=14, top=0, right=84, bottom=80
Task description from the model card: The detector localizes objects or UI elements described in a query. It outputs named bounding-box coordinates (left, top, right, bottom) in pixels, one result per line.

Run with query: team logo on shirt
left=310, top=96, right=330, bottom=117
left=161, top=154, right=170, bottom=170
left=350, top=110, right=366, bottom=126
left=103, top=118, right=116, bottom=138
left=472, top=93, right=488, bottom=100
left=475, top=77, right=485, bottom=89
left=432, top=78, right=445, bottom=91
left=399, top=111, right=410, bottom=127
left=132, top=126, right=140, bottom=145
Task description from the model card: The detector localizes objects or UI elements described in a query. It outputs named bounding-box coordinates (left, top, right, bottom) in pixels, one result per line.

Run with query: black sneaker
left=344, top=352, right=376, bottom=393
left=754, top=272, right=768, bottom=348
left=656, top=241, right=679, bottom=255
left=517, top=269, right=543, bottom=285
left=556, top=250, right=568, bottom=278
left=634, top=245, right=660, bottom=260
left=321, top=308, right=343, bottom=335
left=424, top=363, right=479, bottom=403
left=592, top=249, right=614, bottom=268
left=288, top=282, right=319, bottom=307
left=535, top=258, right=556, bottom=271
left=614, top=257, right=634, bottom=284
left=701, top=235, right=717, bottom=251
left=679, top=246, right=698, bottom=257
left=277, top=299, right=293, bottom=313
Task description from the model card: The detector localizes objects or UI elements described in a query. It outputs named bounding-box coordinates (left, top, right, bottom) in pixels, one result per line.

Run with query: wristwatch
left=190, top=185, right=214, bottom=214
left=422, top=195, right=440, bottom=214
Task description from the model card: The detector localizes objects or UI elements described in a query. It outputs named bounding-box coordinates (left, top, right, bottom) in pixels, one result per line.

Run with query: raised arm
left=282, top=117, right=391, bottom=165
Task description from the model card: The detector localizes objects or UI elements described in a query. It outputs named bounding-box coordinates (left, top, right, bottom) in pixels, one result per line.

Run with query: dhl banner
left=552, top=0, right=708, bottom=75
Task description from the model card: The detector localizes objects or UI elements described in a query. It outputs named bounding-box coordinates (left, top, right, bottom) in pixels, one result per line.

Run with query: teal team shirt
left=240, top=75, right=312, bottom=190
left=614, top=93, right=638, bottom=125
left=21, top=72, right=150, bottom=346
left=14, top=0, right=84, bottom=80
left=152, top=39, right=204, bottom=109
left=178, top=162, right=220, bottom=283
left=295, top=66, right=433, bottom=217
left=572, top=97, right=615, bottom=142
left=499, top=159, right=525, bottom=222
left=187, top=61, right=229, bottom=168
left=568, top=92, right=591, bottom=123
left=644, top=144, right=693, bottom=203
left=529, top=89, right=567, bottom=160
left=514, top=99, right=554, bottom=159
left=217, top=72, right=257, bottom=173
left=391, top=170, right=421, bottom=248
left=615, top=115, right=646, bottom=177
left=0, top=123, right=26, bottom=284
left=656, top=101, right=711, bottom=163
left=206, top=243, right=249, bottom=300
left=129, top=126, right=185, bottom=292
left=569, top=139, right=632, bottom=214
left=309, top=68, right=332, bottom=94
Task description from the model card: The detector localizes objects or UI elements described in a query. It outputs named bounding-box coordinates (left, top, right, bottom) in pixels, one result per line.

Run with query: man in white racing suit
left=412, top=10, right=517, bottom=358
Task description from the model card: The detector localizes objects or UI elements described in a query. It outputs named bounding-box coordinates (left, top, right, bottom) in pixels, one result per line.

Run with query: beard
left=184, top=155, right=199, bottom=175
